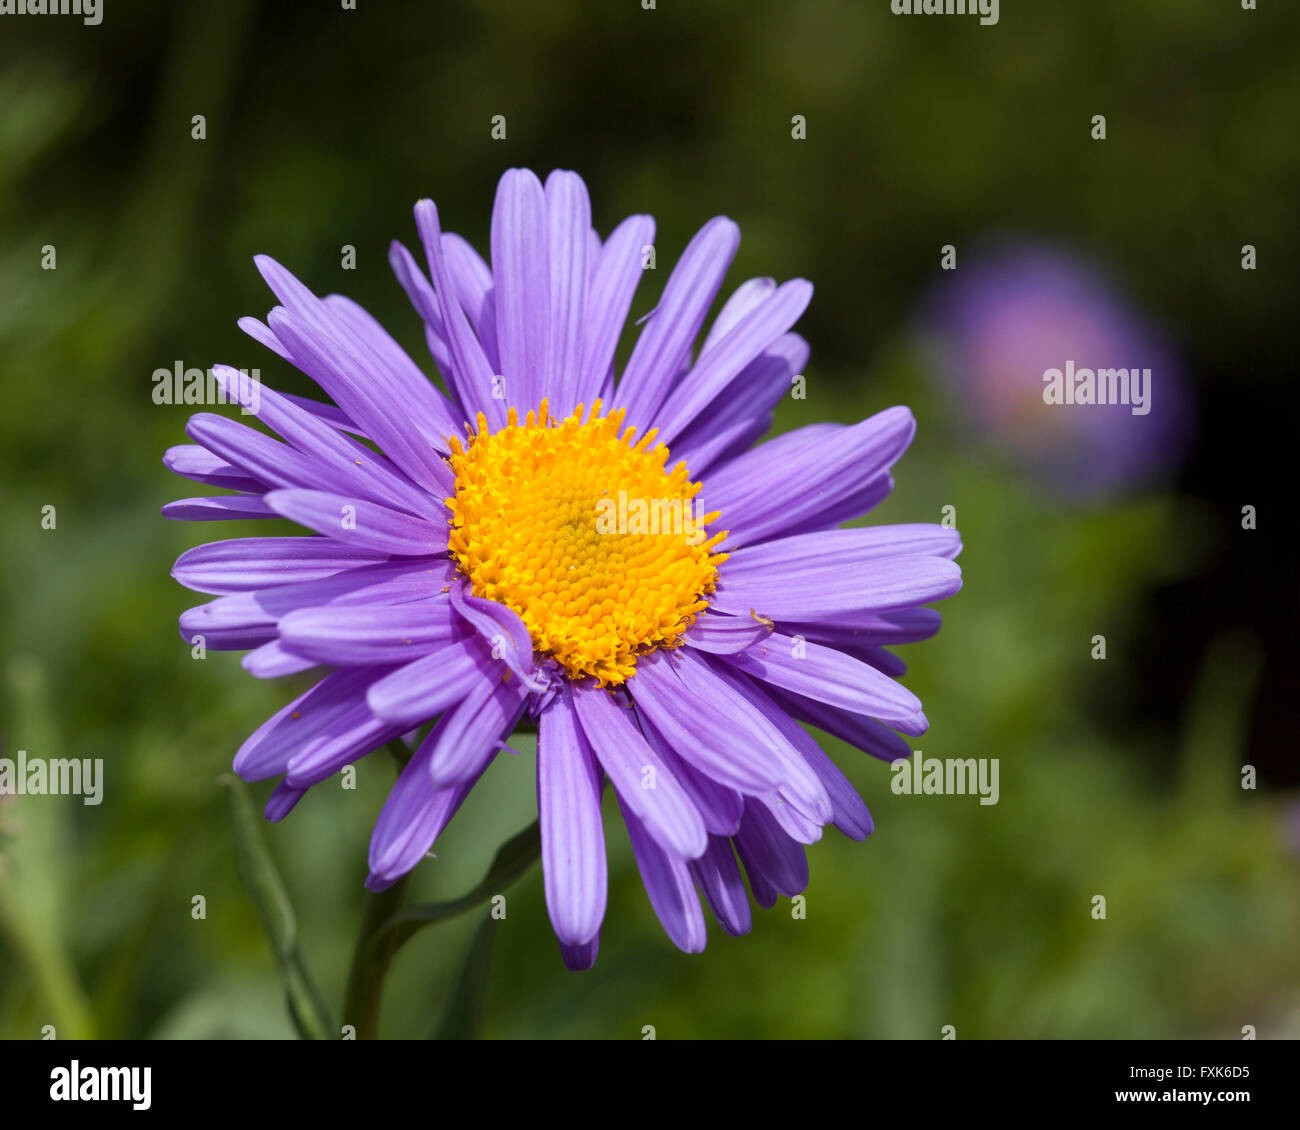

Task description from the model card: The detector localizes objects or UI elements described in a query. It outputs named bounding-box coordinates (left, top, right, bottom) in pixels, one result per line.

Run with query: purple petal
left=614, top=217, right=740, bottom=428
left=180, top=593, right=280, bottom=650
left=265, top=782, right=308, bottom=822
left=618, top=796, right=707, bottom=954
left=414, top=199, right=507, bottom=430
left=712, top=552, right=962, bottom=621
left=627, top=651, right=783, bottom=793
left=650, top=278, right=813, bottom=444
left=729, top=673, right=873, bottom=840
left=542, top=170, right=591, bottom=416
left=284, top=704, right=407, bottom=787
left=163, top=495, right=276, bottom=522
left=671, top=333, right=808, bottom=475
left=734, top=800, right=809, bottom=898
left=700, top=277, right=777, bottom=353
left=571, top=684, right=708, bottom=860
left=387, top=240, right=458, bottom=393
left=442, top=232, right=499, bottom=370
left=425, top=674, right=528, bottom=785
left=783, top=607, right=944, bottom=647
left=637, top=709, right=744, bottom=836
left=698, top=407, right=915, bottom=549
left=366, top=695, right=502, bottom=883
left=277, top=599, right=466, bottom=666
left=724, top=523, right=963, bottom=574
left=256, top=259, right=460, bottom=482
left=558, top=933, right=600, bottom=971
left=682, top=609, right=774, bottom=655
left=233, top=668, right=389, bottom=780
left=491, top=168, right=551, bottom=413
left=693, top=653, right=833, bottom=823
left=689, top=835, right=753, bottom=937
left=761, top=683, right=916, bottom=764
left=365, top=638, right=497, bottom=727
left=263, top=489, right=448, bottom=556
left=577, top=214, right=654, bottom=405
left=211, top=365, right=441, bottom=514
left=238, top=314, right=292, bottom=363
left=242, top=640, right=319, bottom=679
left=318, top=294, right=462, bottom=447
left=721, top=630, right=927, bottom=733
left=448, top=580, right=547, bottom=692
left=172, top=537, right=389, bottom=595
left=163, top=444, right=263, bottom=492
left=185, top=412, right=328, bottom=492
left=537, top=687, right=607, bottom=945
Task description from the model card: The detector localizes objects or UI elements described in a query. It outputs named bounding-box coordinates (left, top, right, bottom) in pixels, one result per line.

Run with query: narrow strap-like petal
left=698, top=407, right=915, bottom=549
left=163, top=444, right=264, bottom=492
left=614, top=216, right=740, bottom=428
left=542, top=170, right=591, bottom=416
left=700, top=277, right=776, bottom=354
left=537, top=687, right=607, bottom=945
left=682, top=609, right=773, bottom=655
left=277, top=600, right=466, bottom=666
left=763, top=683, right=915, bottom=764
left=163, top=495, right=276, bottom=522
left=576, top=214, right=654, bottom=405
left=627, top=650, right=783, bottom=793
left=571, top=683, right=708, bottom=861
left=366, top=685, right=512, bottom=883
left=670, top=332, right=807, bottom=475
left=491, top=168, right=551, bottom=413
left=712, top=552, right=962, bottom=621
left=415, top=199, right=507, bottom=430
left=689, top=835, right=753, bottom=937
left=618, top=796, right=707, bottom=954
left=649, top=278, right=812, bottom=444
left=210, top=365, right=442, bottom=514
left=365, top=638, right=496, bottom=727
left=233, top=668, right=388, bottom=780
left=425, top=674, right=528, bottom=786
left=264, top=489, right=449, bottom=556
left=449, top=580, right=547, bottom=692
left=734, top=800, right=809, bottom=899
left=242, top=640, right=319, bottom=679
left=637, top=709, right=744, bottom=836
left=172, top=537, right=390, bottom=595
left=722, top=630, right=927, bottom=734
left=440, top=232, right=499, bottom=371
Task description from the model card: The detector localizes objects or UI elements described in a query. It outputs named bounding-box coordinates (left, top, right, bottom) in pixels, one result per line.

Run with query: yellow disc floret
left=447, top=399, right=728, bottom=686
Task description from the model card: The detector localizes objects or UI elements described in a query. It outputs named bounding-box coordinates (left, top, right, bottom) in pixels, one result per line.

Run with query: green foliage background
left=1, top=0, right=1296, bottom=1039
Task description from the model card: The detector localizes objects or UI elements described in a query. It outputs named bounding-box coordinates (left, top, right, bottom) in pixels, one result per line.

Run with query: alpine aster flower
left=918, top=241, right=1191, bottom=497
left=165, top=169, right=962, bottom=970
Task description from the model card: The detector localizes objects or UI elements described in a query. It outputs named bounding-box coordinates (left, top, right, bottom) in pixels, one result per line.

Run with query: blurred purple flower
left=918, top=242, right=1193, bottom=497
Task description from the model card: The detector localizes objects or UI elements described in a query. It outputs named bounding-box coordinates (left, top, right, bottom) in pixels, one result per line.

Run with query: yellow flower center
left=447, top=399, right=728, bottom=686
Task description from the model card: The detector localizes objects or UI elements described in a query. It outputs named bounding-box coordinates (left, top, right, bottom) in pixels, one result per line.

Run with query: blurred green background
left=2, top=0, right=1297, bottom=1039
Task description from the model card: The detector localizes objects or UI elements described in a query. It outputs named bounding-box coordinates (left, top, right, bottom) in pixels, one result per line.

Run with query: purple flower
left=918, top=242, right=1192, bottom=497
left=165, top=169, right=961, bottom=969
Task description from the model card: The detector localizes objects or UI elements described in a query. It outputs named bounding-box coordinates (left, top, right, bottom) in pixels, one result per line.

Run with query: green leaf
left=434, top=914, right=497, bottom=1040
left=220, top=775, right=334, bottom=1040
left=377, top=820, right=541, bottom=951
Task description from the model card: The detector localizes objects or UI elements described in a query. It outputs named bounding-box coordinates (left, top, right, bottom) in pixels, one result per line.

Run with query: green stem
left=338, top=819, right=540, bottom=1039
left=341, top=872, right=413, bottom=1040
